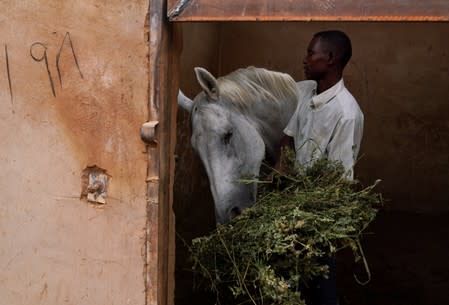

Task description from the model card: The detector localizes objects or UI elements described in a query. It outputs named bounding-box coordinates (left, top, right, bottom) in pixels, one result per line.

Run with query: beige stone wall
left=0, top=1, right=149, bottom=304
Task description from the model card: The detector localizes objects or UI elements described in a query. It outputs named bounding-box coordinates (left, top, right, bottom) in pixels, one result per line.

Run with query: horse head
left=179, top=67, right=298, bottom=224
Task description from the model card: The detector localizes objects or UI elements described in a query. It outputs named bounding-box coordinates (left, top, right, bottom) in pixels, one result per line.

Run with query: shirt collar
left=310, top=78, right=344, bottom=109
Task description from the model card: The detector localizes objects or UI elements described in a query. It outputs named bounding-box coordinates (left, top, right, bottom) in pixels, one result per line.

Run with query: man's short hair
left=313, top=30, right=352, bottom=68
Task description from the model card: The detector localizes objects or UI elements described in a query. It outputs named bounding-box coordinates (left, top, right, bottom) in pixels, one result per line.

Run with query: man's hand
left=275, top=135, right=295, bottom=172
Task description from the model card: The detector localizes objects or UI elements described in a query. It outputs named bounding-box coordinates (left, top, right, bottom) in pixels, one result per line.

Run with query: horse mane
left=192, top=67, right=299, bottom=163
left=212, top=67, right=298, bottom=162
left=217, top=66, right=298, bottom=113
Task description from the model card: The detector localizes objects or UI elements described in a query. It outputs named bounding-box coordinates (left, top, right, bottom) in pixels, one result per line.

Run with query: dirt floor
left=174, top=210, right=449, bottom=305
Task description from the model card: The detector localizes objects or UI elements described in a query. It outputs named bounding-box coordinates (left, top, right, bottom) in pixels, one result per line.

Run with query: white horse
left=178, top=67, right=300, bottom=224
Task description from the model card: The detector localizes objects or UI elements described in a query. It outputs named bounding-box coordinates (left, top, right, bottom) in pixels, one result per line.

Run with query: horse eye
left=223, top=131, right=233, bottom=145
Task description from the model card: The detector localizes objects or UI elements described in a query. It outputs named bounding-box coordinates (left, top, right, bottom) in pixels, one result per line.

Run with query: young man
left=281, top=30, right=364, bottom=180
left=280, top=30, right=364, bottom=305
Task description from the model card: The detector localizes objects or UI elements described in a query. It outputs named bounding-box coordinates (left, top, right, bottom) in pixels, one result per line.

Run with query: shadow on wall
left=338, top=210, right=449, bottom=305
left=173, top=108, right=216, bottom=305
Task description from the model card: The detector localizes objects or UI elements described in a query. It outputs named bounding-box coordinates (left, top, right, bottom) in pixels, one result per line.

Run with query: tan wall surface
left=0, top=1, right=149, bottom=304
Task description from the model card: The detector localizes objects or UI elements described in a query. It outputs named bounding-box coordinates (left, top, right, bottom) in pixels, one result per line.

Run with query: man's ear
left=327, top=51, right=335, bottom=65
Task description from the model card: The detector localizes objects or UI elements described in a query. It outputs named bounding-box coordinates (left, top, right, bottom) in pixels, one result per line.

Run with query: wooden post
left=143, top=1, right=180, bottom=305
left=167, top=0, right=449, bottom=21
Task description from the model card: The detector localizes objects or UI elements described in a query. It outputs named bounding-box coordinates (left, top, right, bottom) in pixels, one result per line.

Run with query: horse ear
left=178, top=89, right=193, bottom=113
left=194, top=67, right=219, bottom=101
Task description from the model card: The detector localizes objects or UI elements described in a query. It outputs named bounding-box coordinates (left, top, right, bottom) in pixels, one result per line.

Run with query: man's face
left=303, top=37, right=330, bottom=81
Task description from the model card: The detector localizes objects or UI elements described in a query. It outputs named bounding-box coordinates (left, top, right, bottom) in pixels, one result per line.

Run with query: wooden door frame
left=143, top=1, right=180, bottom=305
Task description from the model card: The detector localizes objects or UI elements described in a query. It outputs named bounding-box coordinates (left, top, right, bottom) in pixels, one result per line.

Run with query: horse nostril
left=229, top=206, right=242, bottom=219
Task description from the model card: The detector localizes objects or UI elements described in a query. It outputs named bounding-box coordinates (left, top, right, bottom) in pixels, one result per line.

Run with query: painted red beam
left=167, top=0, right=449, bottom=21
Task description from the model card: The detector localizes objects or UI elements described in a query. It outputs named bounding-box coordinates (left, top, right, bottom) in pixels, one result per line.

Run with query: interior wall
left=174, top=21, right=449, bottom=305
left=174, top=22, right=219, bottom=305
left=0, top=2, right=149, bottom=304
left=217, top=22, right=449, bottom=213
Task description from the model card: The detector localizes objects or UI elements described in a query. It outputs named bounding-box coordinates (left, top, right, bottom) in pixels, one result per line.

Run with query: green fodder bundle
left=190, top=158, right=382, bottom=305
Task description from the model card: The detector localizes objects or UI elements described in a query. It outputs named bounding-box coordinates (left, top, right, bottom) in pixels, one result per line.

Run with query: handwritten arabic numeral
left=56, top=32, right=84, bottom=88
left=30, top=42, right=56, bottom=97
left=4, top=44, right=14, bottom=111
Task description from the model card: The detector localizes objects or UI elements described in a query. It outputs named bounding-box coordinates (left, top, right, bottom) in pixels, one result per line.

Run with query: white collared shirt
left=283, top=79, right=364, bottom=179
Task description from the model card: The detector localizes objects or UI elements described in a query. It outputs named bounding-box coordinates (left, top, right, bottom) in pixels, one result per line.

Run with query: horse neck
left=241, top=99, right=297, bottom=163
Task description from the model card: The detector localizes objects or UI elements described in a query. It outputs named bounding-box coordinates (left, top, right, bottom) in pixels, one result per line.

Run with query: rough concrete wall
left=0, top=1, right=149, bottom=305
